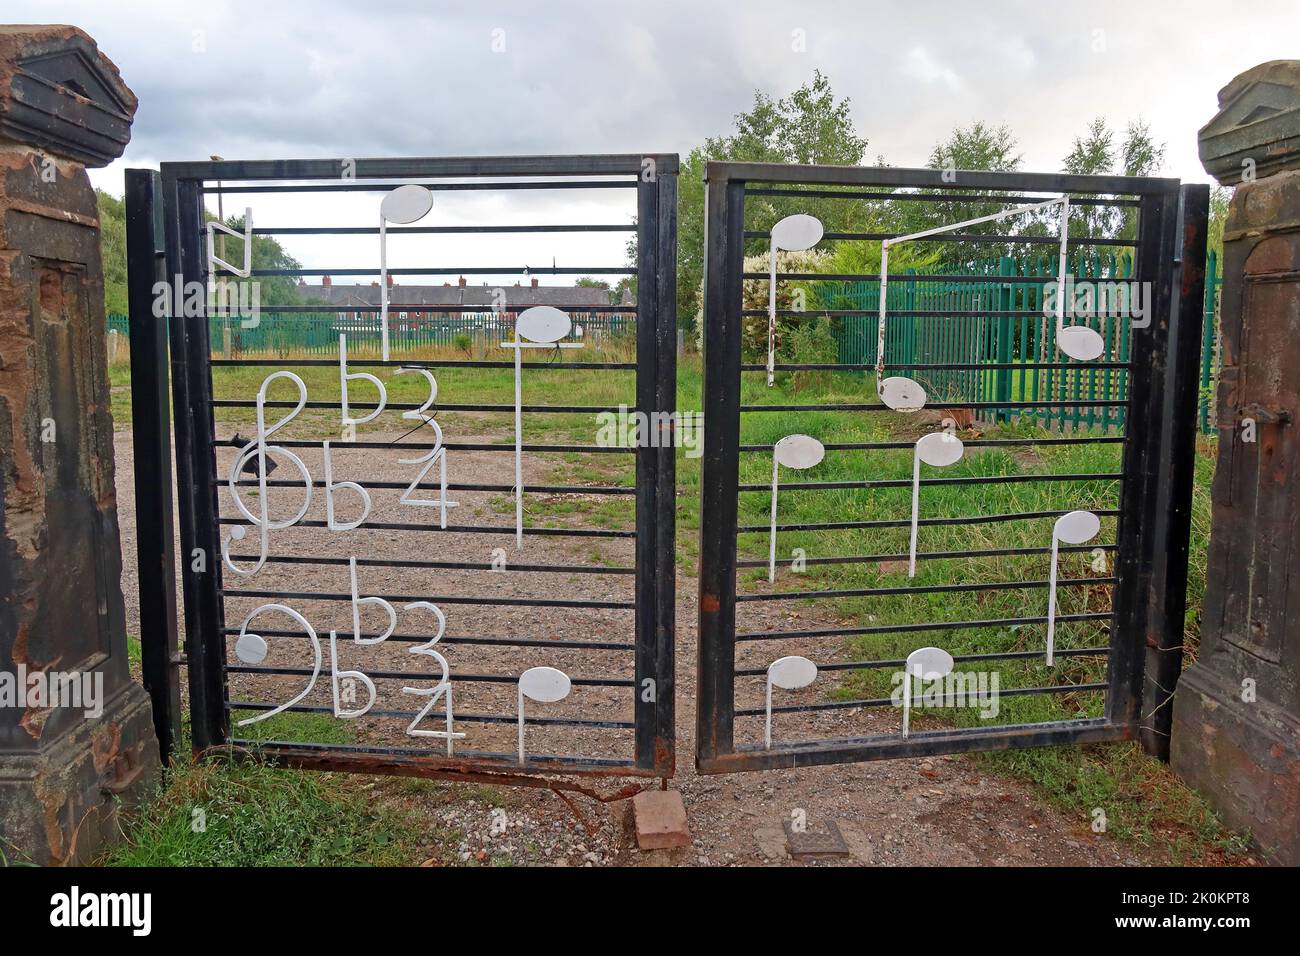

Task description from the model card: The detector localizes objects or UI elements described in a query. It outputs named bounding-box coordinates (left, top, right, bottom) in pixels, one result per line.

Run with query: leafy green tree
left=97, top=189, right=129, bottom=315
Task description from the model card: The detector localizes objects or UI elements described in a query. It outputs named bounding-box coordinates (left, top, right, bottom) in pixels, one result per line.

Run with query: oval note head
left=906, top=646, right=954, bottom=681
left=770, top=214, right=824, bottom=252
left=879, top=376, right=928, bottom=412
left=1058, top=325, right=1105, bottom=362
left=234, top=632, right=268, bottom=665
left=774, top=433, right=825, bottom=470
left=1054, top=509, right=1101, bottom=545
left=519, top=666, right=572, bottom=703
left=916, top=431, right=965, bottom=467
left=516, top=306, right=572, bottom=344
left=768, top=655, right=818, bottom=691
left=380, top=184, right=434, bottom=225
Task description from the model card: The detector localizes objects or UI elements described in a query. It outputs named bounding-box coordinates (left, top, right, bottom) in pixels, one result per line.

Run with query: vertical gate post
left=1139, top=183, right=1209, bottom=760
left=0, top=26, right=160, bottom=864
left=125, top=169, right=182, bottom=764
left=1171, top=61, right=1300, bottom=864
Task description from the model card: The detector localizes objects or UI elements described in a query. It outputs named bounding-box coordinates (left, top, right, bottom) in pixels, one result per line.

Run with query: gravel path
left=112, top=424, right=1146, bottom=867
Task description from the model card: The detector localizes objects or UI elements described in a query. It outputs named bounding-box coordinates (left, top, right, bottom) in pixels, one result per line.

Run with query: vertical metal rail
left=1140, top=184, right=1210, bottom=759
left=696, top=169, right=746, bottom=766
left=124, top=169, right=182, bottom=763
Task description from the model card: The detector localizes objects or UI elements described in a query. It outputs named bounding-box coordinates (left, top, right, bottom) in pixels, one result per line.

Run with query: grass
left=106, top=342, right=1247, bottom=865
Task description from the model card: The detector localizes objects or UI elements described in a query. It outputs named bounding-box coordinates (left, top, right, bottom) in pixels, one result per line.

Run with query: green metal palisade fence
left=817, top=251, right=1221, bottom=434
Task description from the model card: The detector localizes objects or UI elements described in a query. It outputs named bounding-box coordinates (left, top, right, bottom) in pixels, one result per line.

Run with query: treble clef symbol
left=222, top=371, right=314, bottom=576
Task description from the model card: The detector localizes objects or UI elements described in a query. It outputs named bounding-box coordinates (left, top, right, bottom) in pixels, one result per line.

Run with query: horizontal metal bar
left=211, top=359, right=637, bottom=370
left=739, top=508, right=1121, bottom=534
left=743, top=229, right=1137, bottom=247
left=219, top=517, right=634, bottom=537
left=228, top=700, right=632, bottom=729
left=741, top=187, right=1140, bottom=208
left=740, top=400, right=1127, bottom=412
left=230, top=554, right=634, bottom=575
left=738, top=437, right=1125, bottom=451
left=745, top=308, right=1112, bottom=319
left=222, top=626, right=634, bottom=651
left=212, top=399, right=620, bottom=413
left=735, top=575, right=1114, bottom=602
left=214, top=438, right=635, bottom=454
left=227, top=477, right=635, bottom=495
left=254, top=224, right=635, bottom=235
left=735, top=543, right=1117, bottom=568
left=746, top=362, right=1130, bottom=372
left=222, top=588, right=634, bottom=609
left=737, top=612, right=1112, bottom=641
left=199, top=304, right=638, bottom=314
left=747, top=271, right=1068, bottom=283
left=697, top=718, right=1121, bottom=773
left=736, top=646, right=1110, bottom=676
left=738, top=473, right=1121, bottom=492
left=735, top=683, right=1109, bottom=716
left=226, top=666, right=631, bottom=687
left=245, top=266, right=634, bottom=277
left=206, top=181, right=634, bottom=194
left=712, top=160, right=1178, bottom=194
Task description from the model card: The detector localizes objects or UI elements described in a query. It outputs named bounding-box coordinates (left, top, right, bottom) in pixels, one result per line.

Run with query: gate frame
left=695, top=160, right=1207, bottom=774
left=128, top=154, right=678, bottom=781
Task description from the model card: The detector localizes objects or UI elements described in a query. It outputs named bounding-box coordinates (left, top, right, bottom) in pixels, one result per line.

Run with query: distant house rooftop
left=297, top=276, right=631, bottom=310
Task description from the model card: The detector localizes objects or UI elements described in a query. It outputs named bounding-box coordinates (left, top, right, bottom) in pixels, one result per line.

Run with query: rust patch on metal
left=700, top=592, right=720, bottom=613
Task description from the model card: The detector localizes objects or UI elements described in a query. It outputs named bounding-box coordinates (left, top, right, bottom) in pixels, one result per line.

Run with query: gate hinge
left=1232, top=402, right=1293, bottom=426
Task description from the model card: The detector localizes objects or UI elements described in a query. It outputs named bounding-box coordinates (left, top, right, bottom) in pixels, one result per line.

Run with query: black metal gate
left=696, top=161, right=1208, bottom=772
left=127, top=155, right=677, bottom=782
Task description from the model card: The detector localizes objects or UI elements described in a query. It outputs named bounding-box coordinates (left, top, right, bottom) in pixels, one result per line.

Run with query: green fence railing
left=819, top=251, right=1222, bottom=434
left=106, top=310, right=636, bottom=359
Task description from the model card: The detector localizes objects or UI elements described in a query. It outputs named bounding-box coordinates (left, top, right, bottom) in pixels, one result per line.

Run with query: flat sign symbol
left=766, top=655, right=818, bottom=749
left=770, top=434, right=825, bottom=582
left=909, top=432, right=965, bottom=577
left=1047, top=510, right=1101, bottom=666
left=516, top=305, right=572, bottom=344
left=518, top=666, right=572, bottom=764
left=767, top=214, right=824, bottom=387
left=378, top=184, right=434, bottom=361
left=902, top=646, right=954, bottom=738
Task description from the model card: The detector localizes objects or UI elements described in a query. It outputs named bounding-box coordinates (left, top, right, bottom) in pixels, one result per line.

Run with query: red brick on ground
left=632, top=790, right=690, bottom=850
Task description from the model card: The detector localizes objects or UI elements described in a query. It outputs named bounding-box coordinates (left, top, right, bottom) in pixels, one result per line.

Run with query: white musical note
left=350, top=556, right=397, bottom=645
left=901, top=646, right=954, bottom=738
left=339, top=334, right=387, bottom=428
left=767, top=214, right=824, bottom=387
left=329, top=629, right=376, bottom=719
left=401, top=600, right=465, bottom=754
left=206, top=206, right=253, bottom=315
left=322, top=441, right=372, bottom=531
left=378, top=184, right=434, bottom=361
left=769, top=434, right=825, bottom=582
left=1046, top=510, right=1101, bottom=666
left=765, top=656, right=817, bottom=749
left=517, top=666, right=571, bottom=764
left=500, top=306, right=584, bottom=547
left=232, top=603, right=322, bottom=727
left=1050, top=197, right=1105, bottom=361
left=909, top=432, right=965, bottom=577
left=222, top=371, right=314, bottom=576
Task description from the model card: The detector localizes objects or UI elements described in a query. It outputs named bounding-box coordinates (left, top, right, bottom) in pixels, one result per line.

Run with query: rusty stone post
left=1171, top=60, right=1300, bottom=865
left=0, top=25, right=159, bottom=864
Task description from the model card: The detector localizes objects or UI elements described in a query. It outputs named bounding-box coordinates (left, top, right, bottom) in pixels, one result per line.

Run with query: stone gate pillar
left=0, top=25, right=159, bottom=864
left=1171, top=60, right=1300, bottom=865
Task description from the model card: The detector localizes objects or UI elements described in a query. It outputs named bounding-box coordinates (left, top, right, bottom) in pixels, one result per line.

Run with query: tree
left=97, top=189, right=129, bottom=315
left=674, top=71, right=869, bottom=332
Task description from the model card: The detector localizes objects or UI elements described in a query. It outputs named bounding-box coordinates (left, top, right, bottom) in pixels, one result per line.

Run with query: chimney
left=297, top=277, right=307, bottom=289
left=371, top=280, right=379, bottom=287
left=531, top=277, right=538, bottom=288
left=458, top=275, right=466, bottom=287
left=322, top=274, right=331, bottom=289
left=387, top=273, right=394, bottom=289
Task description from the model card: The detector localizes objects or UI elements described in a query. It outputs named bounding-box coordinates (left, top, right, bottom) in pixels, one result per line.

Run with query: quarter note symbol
left=1050, top=196, right=1105, bottom=362
left=765, top=656, right=817, bottom=749
left=767, top=214, right=824, bottom=387
left=902, top=646, right=954, bottom=738
left=1046, top=510, right=1100, bottom=666
left=378, top=184, right=434, bottom=361
left=769, top=434, right=825, bottom=582
left=908, top=432, right=965, bottom=577
left=500, top=306, right=583, bottom=547
left=517, top=666, right=571, bottom=764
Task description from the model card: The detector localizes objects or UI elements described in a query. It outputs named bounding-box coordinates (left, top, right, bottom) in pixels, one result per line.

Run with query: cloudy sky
left=19, top=0, right=1299, bottom=279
